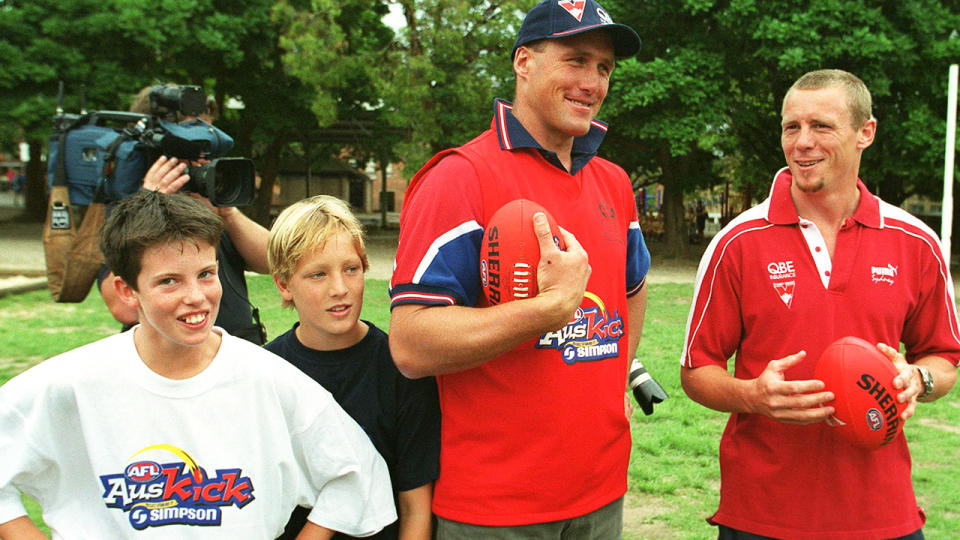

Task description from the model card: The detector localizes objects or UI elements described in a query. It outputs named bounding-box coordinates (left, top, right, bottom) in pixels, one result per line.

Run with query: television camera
left=48, top=84, right=256, bottom=207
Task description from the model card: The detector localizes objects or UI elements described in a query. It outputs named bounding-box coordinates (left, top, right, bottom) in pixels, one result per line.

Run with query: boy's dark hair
left=99, top=191, right=224, bottom=290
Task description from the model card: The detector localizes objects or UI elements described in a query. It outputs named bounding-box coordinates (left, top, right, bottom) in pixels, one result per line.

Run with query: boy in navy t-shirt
left=266, top=195, right=440, bottom=540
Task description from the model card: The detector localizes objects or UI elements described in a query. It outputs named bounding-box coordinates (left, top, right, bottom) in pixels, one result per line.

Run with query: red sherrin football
left=814, top=336, right=906, bottom=450
left=479, top=199, right=565, bottom=305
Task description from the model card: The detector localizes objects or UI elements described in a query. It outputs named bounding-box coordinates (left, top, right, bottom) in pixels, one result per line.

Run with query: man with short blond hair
left=682, top=69, right=960, bottom=539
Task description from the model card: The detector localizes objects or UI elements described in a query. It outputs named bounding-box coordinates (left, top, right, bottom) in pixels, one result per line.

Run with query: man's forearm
left=389, top=297, right=572, bottom=378
left=220, top=208, right=269, bottom=273
left=397, top=484, right=433, bottom=540
left=681, top=364, right=754, bottom=414
left=914, top=355, right=958, bottom=402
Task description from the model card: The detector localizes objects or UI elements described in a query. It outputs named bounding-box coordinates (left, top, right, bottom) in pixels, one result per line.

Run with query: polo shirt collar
left=766, top=167, right=881, bottom=228
left=491, top=98, right=607, bottom=175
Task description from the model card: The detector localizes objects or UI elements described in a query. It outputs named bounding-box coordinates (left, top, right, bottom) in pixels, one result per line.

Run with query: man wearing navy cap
left=389, top=1, right=651, bottom=537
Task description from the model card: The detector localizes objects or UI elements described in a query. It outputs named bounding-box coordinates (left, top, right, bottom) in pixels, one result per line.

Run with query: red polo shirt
left=390, top=100, right=649, bottom=525
left=683, top=168, right=960, bottom=539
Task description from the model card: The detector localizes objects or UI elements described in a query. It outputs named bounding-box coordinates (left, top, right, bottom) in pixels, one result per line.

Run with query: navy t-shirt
left=266, top=321, right=440, bottom=539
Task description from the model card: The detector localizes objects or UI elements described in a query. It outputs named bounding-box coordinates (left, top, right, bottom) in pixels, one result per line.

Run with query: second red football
left=814, top=336, right=906, bottom=450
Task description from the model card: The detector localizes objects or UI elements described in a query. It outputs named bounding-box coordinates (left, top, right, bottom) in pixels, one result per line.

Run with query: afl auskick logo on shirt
left=767, top=260, right=796, bottom=309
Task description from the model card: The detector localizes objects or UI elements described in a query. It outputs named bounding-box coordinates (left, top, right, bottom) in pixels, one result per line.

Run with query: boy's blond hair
left=268, top=195, right=369, bottom=308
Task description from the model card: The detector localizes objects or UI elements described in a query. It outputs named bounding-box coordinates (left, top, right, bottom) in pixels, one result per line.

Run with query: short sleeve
left=295, top=399, right=397, bottom=536
left=0, top=401, right=32, bottom=525
left=626, top=220, right=651, bottom=296
left=0, top=365, right=63, bottom=526
left=390, top=154, right=485, bottom=309
left=392, top=375, right=441, bottom=492
left=682, top=234, right=744, bottom=369
left=902, top=236, right=960, bottom=365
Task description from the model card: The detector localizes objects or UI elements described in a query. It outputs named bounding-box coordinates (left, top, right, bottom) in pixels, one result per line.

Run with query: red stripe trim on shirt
left=683, top=221, right=774, bottom=367
left=497, top=101, right=513, bottom=150
left=391, top=292, right=457, bottom=306
left=882, top=221, right=960, bottom=352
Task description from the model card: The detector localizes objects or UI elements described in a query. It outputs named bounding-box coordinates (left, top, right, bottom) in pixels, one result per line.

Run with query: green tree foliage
left=273, top=0, right=404, bottom=227
left=721, top=0, right=960, bottom=206
left=5, top=0, right=957, bottom=243
left=374, top=0, right=527, bottom=170
left=275, top=0, right=393, bottom=127
left=600, top=0, right=732, bottom=255
left=275, top=0, right=529, bottom=172
left=603, top=0, right=959, bottom=255
left=0, top=0, right=337, bottom=224
left=0, top=0, right=154, bottom=217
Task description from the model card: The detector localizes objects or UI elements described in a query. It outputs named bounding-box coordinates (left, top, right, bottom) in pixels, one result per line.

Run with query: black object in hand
left=629, top=358, right=668, bottom=415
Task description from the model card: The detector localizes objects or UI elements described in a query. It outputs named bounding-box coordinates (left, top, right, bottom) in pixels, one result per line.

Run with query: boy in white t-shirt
left=0, top=190, right=396, bottom=539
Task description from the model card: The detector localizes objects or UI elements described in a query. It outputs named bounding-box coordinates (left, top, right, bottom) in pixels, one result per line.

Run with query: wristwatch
left=915, top=365, right=934, bottom=398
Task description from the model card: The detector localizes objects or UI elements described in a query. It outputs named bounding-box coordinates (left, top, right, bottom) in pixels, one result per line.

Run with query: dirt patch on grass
left=623, top=491, right=680, bottom=539
left=916, top=417, right=960, bottom=435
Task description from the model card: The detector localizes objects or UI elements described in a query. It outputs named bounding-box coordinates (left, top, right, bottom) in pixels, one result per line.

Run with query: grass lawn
left=1, top=276, right=959, bottom=538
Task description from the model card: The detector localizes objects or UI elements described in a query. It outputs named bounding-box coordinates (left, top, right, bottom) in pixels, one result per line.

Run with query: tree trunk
left=658, top=152, right=693, bottom=258
left=24, top=140, right=46, bottom=222
left=660, top=185, right=688, bottom=258
left=400, top=1, right=423, bottom=57
left=379, top=153, right=388, bottom=230
left=248, top=138, right=286, bottom=226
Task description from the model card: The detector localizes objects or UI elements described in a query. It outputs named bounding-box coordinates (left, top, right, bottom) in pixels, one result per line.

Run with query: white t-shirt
left=0, top=327, right=396, bottom=538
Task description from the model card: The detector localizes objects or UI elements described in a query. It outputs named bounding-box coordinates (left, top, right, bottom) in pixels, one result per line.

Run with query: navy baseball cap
left=512, top=0, right=641, bottom=60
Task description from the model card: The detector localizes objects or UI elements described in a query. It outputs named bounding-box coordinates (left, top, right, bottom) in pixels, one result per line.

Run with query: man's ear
left=857, top=117, right=877, bottom=150
left=272, top=275, right=295, bottom=304
left=113, top=275, right=141, bottom=310
left=513, top=45, right=535, bottom=82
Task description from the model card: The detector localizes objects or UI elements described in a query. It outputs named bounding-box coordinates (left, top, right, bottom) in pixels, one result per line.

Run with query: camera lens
left=205, top=158, right=256, bottom=207
left=215, top=179, right=241, bottom=204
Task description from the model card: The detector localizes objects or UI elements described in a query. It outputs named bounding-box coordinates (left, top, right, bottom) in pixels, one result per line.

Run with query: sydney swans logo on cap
left=558, top=0, right=586, bottom=22
left=596, top=6, right=613, bottom=24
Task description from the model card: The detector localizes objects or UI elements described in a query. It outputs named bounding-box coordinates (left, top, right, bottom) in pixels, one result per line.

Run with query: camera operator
left=97, top=87, right=270, bottom=344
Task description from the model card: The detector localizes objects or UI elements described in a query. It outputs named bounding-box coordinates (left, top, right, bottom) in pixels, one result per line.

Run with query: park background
left=2, top=0, right=959, bottom=257
left=1, top=0, right=960, bottom=538
left=1, top=250, right=959, bottom=538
